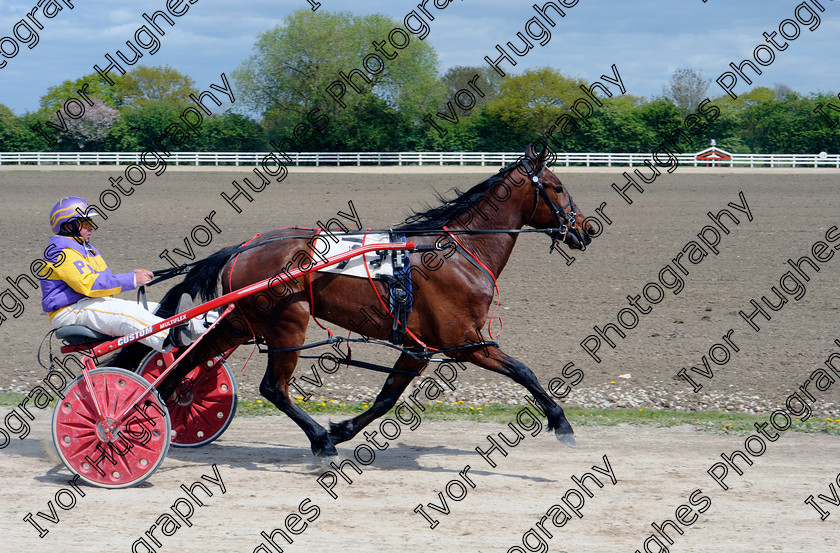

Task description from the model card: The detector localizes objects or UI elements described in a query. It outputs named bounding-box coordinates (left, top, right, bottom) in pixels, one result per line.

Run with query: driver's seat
left=55, top=325, right=115, bottom=353
left=55, top=325, right=113, bottom=344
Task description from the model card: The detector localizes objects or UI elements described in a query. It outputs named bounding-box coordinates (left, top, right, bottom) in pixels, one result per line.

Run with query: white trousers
left=51, top=297, right=206, bottom=352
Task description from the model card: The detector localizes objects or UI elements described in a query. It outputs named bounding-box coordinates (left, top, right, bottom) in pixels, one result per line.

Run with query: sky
left=0, top=0, right=838, bottom=115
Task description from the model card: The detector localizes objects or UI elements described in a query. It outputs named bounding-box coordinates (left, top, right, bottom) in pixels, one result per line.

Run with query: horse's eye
left=553, top=185, right=564, bottom=193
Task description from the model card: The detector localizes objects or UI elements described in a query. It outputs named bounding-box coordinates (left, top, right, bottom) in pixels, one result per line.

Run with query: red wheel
left=137, top=351, right=237, bottom=448
left=52, top=368, right=171, bottom=489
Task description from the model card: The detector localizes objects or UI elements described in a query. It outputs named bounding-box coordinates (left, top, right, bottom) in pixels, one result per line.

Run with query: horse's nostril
left=586, top=225, right=597, bottom=237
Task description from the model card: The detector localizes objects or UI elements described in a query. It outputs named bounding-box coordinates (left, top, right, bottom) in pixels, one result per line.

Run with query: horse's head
left=514, top=144, right=595, bottom=251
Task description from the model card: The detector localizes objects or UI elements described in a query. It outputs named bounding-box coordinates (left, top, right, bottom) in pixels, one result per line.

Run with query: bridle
left=518, top=156, right=583, bottom=251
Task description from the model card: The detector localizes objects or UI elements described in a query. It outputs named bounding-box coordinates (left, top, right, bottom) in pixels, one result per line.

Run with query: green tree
left=423, top=110, right=486, bottom=151
left=809, top=92, right=840, bottom=153
left=485, top=67, right=586, bottom=137
left=715, top=86, right=777, bottom=111
left=440, top=65, right=500, bottom=118
left=453, top=108, right=530, bottom=152
left=0, top=105, right=48, bottom=151
left=318, top=95, right=416, bottom=151
left=636, top=99, right=691, bottom=150
left=39, top=66, right=196, bottom=113
left=695, top=102, right=747, bottom=153
left=191, top=112, right=267, bottom=151
left=737, top=92, right=840, bottom=154
left=704, top=87, right=780, bottom=153
left=232, top=9, right=445, bottom=149
left=579, top=96, right=653, bottom=152
left=39, top=73, right=126, bottom=111
left=105, top=100, right=188, bottom=151
left=116, top=65, right=197, bottom=109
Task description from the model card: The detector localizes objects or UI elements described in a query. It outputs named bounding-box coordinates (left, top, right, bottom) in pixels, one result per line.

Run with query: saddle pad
left=316, top=233, right=395, bottom=279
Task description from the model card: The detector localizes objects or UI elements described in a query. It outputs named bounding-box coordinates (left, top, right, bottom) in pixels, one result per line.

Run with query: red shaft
left=91, top=241, right=416, bottom=358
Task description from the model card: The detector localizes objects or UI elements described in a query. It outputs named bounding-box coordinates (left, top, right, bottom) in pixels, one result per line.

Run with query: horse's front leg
left=328, top=353, right=426, bottom=445
left=454, top=345, right=575, bottom=448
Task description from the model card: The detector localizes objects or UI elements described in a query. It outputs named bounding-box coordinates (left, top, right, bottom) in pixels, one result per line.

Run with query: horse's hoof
left=555, top=430, right=576, bottom=449
left=311, top=438, right=338, bottom=460
left=318, top=454, right=340, bottom=469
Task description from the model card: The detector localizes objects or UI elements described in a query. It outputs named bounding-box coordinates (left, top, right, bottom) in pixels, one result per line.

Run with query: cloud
left=1, top=0, right=836, bottom=114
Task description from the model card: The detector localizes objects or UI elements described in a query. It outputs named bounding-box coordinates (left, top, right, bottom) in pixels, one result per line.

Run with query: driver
left=40, top=196, right=194, bottom=352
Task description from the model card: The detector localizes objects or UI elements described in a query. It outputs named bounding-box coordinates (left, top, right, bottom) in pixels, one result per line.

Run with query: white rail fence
left=1, top=151, right=839, bottom=168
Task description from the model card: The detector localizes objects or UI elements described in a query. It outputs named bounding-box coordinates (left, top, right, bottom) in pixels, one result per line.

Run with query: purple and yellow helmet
left=49, top=196, right=99, bottom=235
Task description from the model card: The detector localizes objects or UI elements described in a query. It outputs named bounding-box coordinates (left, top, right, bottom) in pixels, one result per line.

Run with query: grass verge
left=237, top=397, right=840, bottom=436
left=2, top=392, right=837, bottom=435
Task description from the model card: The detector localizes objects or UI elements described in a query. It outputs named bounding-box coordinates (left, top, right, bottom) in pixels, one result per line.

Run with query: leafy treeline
left=1, top=9, right=838, bottom=155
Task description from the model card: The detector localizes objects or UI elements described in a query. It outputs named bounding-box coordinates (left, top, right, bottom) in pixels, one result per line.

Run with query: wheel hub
left=95, top=417, right=120, bottom=442
left=173, top=377, right=195, bottom=406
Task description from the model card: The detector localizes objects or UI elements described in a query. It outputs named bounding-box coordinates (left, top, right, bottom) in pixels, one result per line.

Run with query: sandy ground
left=1, top=411, right=838, bottom=552
left=0, top=168, right=839, bottom=551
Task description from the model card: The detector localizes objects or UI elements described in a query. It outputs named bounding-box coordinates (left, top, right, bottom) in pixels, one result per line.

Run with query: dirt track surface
left=1, top=168, right=839, bottom=551
left=2, top=412, right=839, bottom=553
left=1, top=169, right=839, bottom=411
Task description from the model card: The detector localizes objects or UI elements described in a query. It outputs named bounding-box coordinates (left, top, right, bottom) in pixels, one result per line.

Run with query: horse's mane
left=393, top=162, right=521, bottom=232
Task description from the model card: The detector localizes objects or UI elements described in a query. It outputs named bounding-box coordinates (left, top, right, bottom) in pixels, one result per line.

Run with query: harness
left=380, top=232, right=414, bottom=345
left=354, top=230, right=416, bottom=346
left=146, top=156, right=581, bottom=375
left=442, top=225, right=503, bottom=340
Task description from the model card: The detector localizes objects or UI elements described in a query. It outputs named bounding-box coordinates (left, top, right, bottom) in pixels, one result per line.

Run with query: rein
left=147, top=228, right=574, bottom=285
left=150, top=155, right=581, bottom=286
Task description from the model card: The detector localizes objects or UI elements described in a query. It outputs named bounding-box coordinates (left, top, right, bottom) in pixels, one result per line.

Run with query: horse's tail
left=154, top=243, right=243, bottom=318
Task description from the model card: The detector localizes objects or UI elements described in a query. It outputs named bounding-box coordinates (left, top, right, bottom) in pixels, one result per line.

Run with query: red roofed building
left=695, top=140, right=733, bottom=167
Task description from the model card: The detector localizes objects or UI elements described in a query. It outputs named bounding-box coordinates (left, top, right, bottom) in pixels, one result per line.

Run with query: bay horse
left=138, top=144, right=594, bottom=458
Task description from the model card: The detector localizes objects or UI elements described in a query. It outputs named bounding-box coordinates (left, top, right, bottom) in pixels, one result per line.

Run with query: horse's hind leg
left=260, top=347, right=338, bottom=458
left=328, top=353, right=426, bottom=445
left=454, top=345, right=576, bottom=448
